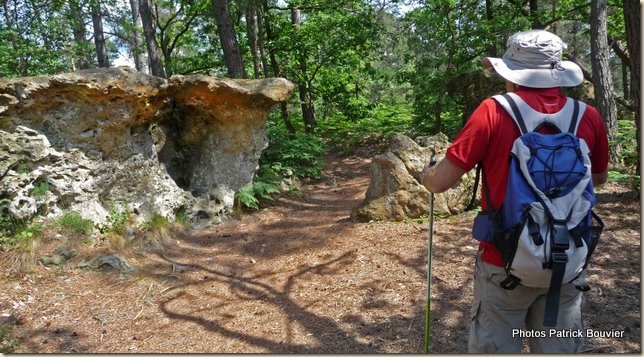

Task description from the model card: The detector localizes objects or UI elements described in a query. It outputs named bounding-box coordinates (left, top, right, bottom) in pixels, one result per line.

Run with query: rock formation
left=0, top=67, right=293, bottom=228
left=351, top=133, right=478, bottom=222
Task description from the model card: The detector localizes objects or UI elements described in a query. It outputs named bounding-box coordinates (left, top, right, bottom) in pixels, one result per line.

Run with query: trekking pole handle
left=429, top=149, right=437, bottom=167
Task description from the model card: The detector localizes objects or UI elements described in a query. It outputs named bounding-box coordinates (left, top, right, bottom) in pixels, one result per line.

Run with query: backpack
left=471, top=92, right=604, bottom=327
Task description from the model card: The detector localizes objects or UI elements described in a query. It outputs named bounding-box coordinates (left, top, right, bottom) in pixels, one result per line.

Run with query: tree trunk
left=1, top=0, right=25, bottom=75
left=129, top=0, right=147, bottom=73
left=436, top=3, right=456, bottom=132
left=256, top=7, right=270, bottom=78
left=623, top=0, right=640, bottom=171
left=212, top=0, right=246, bottom=78
left=621, top=61, right=630, bottom=101
left=590, top=0, right=620, bottom=164
left=139, top=0, right=166, bottom=77
left=529, top=0, right=541, bottom=29
left=261, top=0, right=294, bottom=132
left=291, top=6, right=316, bottom=132
left=30, top=0, right=51, bottom=51
left=91, top=0, right=109, bottom=68
left=246, top=0, right=260, bottom=78
left=484, top=0, right=496, bottom=57
left=69, top=0, right=92, bottom=70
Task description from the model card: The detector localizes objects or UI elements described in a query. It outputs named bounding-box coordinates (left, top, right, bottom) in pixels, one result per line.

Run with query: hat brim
left=482, top=57, right=583, bottom=88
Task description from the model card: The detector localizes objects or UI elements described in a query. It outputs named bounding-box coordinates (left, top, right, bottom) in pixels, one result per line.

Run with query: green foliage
left=234, top=185, right=259, bottom=211
left=101, top=203, right=132, bottom=236
left=57, top=212, right=94, bottom=236
left=608, top=171, right=640, bottom=191
left=318, top=103, right=415, bottom=152
left=139, top=213, right=169, bottom=231
left=260, top=119, right=326, bottom=180
left=615, top=118, right=638, bottom=168
left=174, top=209, right=190, bottom=225
left=232, top=115, right=326, bottom=212
left=0, top=213, right=43, bottom=251
left=234, top=179, right=281, bottom=211
left=31, top=182, right=50, bottom=198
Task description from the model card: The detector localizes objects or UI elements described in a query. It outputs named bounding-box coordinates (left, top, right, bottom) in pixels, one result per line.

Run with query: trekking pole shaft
left=424, top=191, right=435, bottom=353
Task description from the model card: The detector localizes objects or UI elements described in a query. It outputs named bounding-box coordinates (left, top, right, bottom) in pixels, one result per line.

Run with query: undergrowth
left=58, top=211, right=94, bottom=237
left=234, top=118, right=326, bottom=211
left=318, top=103, right=416, bottom=155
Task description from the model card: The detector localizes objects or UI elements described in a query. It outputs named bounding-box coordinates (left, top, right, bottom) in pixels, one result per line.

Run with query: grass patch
left=139, top=213, right=169, bottom=231
left=0, top=215, right=45, bottom=272
left=58, top=212, right=94, bottom=236
left=31, top=182, right=50, bottom=198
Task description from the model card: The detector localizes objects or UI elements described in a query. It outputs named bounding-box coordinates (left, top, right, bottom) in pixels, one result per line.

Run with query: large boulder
left=0, top=67, right=294, bottom=227
left=351, top=133, right=477, bottom=222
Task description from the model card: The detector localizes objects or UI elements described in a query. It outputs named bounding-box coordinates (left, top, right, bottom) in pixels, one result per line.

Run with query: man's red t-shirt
left=445, top=87, right=609, bottom=267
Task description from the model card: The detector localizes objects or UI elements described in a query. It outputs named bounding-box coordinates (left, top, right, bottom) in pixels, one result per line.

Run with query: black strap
left=465, top=164, right=482, bottom=211
left=543, top=221, right=570, bottom=327
left=543, top=252, right=568, bottom=326
left=567, top=99, right=580, bottom=134
left=501, top=93, right=528, bottom=134
left=479, top=165, right=494, bottom=214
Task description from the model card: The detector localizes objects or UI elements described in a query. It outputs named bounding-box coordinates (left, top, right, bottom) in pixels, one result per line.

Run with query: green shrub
left=234, top=180, right=280, bottom=211
left=615, top=118, right=638, bottom=168
left=58, top=212, right=94, bottom=236
left=260, top=120, right=326, bottom=180
left=32, top=182, right=50, bottom=198
left=318, top=103, right=415, bottom=153
left=0, top=214, right=43, bottom=251
left=140, top=213, right=169, bottom=231
left=174, top=210, right=189, bottom=224
left=102, top=203, right=132, bottom=236
left=608, top=170, right=640, bottom=191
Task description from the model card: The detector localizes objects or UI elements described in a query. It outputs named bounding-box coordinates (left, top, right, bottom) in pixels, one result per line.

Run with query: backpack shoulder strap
left=492, top=93, right=528, bottom=134
left=566, top=99, right=587, bottom=135
left=492, top=93, right=587, bottom=135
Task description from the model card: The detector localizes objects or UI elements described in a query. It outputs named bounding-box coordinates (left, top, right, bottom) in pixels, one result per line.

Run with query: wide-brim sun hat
left=482, top=29, right=583, bottom=88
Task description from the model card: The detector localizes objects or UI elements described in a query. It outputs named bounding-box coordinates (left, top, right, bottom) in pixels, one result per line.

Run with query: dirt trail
left=0, top=154, right=640, bottom=353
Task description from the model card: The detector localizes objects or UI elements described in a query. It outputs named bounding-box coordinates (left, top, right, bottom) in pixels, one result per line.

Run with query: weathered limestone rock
left=351, top=133, right=477, bottom=222
left=0, top=67, right=293, bottom=227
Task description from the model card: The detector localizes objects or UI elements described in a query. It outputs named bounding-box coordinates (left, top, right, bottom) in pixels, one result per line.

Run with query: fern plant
left=234, top=180, right=280, bottom=211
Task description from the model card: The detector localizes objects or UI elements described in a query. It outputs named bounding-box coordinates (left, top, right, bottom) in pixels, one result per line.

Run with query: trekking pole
left=423, top=150, right=437, bottom=353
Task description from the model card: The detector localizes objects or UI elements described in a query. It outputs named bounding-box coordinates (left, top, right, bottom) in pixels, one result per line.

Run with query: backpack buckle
left=552, top=252, right=568, bottom=264
left=553, top=222, right=570, bottom=250
left=575, top=282, right=591, bottom=292
left=499, top=275, right=521, bottom=290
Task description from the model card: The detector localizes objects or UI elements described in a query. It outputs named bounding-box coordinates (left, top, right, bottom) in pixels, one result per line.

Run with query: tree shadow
left=152, top=250, right=385, bottom=353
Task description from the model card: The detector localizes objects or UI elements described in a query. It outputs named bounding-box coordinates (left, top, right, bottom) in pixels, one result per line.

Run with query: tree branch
left=168, top=11, right=199, bottom=55
left=615, top=96, right=635, bottom=111
left=609, top=36, right=631, bottom=69
left=566, top=52, right=592, bottom=82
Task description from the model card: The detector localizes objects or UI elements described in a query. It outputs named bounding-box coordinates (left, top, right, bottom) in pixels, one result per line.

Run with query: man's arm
left=592, top=170, right=608, bottom=185
left=421, top=157, right=467, bottom=193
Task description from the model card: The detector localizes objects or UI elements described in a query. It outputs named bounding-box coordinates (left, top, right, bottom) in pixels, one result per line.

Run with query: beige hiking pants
left=468, top=252, right=585, bottom=353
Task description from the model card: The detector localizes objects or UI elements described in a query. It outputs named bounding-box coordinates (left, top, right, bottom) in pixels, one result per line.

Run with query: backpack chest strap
left=492, top=92, right=586, bottom=135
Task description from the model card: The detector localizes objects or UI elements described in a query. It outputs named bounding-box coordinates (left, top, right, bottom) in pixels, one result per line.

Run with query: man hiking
left=421, top=29, right=609, bottom=353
